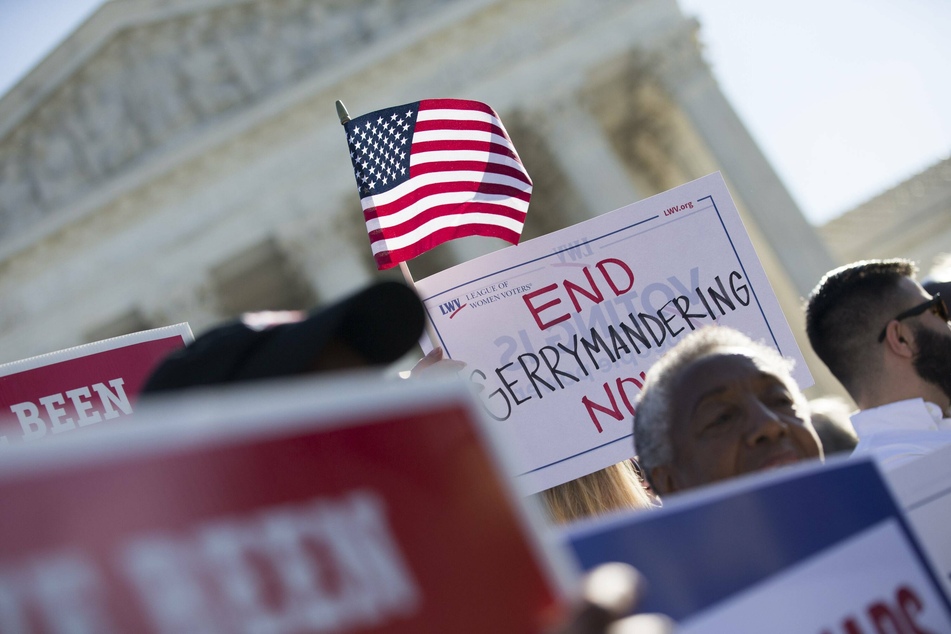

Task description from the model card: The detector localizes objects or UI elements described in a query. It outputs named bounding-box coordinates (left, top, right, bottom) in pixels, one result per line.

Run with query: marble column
left=283, top=218, right=373, bottom=305
left=655, top=22, right=837, bottom=296
left=537, top=96, right=645, bottom=219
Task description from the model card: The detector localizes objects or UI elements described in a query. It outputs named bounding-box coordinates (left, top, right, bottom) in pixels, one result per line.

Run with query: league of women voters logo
left=437, top=280, right=536, bottom=319
left=433, top=235, right=611, bottom=321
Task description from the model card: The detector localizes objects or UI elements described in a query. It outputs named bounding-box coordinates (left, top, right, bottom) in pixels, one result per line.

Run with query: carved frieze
left=0, top=0, right=456, bottom=239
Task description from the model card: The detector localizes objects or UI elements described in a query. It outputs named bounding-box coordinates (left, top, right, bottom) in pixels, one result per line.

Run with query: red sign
left=0, top=324, right=192, bottom=446
left=0, top=377, right=568, bottom=633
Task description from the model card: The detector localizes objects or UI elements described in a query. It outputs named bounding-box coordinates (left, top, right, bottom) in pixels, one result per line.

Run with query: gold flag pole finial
left=335, top=100, right=351, bottom=125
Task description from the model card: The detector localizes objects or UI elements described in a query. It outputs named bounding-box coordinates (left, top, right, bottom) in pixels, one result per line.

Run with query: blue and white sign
left=564, top=459, right=951, bottom=631
left=888, top=442, right=951, bottom=599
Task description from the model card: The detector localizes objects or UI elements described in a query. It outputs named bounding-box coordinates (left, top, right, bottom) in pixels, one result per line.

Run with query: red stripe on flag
left=413, top=119, right=508, bottom=137
left=363, top=181, right=531, bottom=221
left=367, top=200, right=527, bottom=239
left=373, top=223, right=523, bottom=270
left=418, top=99, right=496, bottom=115
left=410, top=160, right=532, bottom=185
left=410, top=139, right=521, bottom=162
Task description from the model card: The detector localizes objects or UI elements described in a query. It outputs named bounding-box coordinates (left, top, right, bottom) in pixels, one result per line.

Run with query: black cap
left=142, top=281, right=424, bottom=394
left=923, top=278, right=951, bottom=300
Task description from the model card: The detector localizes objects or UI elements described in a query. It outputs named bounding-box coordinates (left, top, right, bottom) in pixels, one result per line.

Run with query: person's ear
left=649, top=465, right=678, bottom=496
left=883, top=321, right=915, bottom=359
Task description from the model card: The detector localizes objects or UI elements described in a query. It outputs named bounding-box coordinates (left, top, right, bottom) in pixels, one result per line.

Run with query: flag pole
left=335, top=100, right=351, bottom=125
left=336, top=99, right=441, bottom=352
left=398, top=261, right=441, bottom=351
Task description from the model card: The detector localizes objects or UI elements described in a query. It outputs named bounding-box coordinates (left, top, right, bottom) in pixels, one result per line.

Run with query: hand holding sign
left=553, top=563, right=675, bottom=634
left=403, top=346, right=467, bottom=380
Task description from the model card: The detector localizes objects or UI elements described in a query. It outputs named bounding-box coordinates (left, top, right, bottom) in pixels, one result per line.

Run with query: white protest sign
left=887, top=442, right=951, bottom=598
left=415, top=172, right=811, bottom=493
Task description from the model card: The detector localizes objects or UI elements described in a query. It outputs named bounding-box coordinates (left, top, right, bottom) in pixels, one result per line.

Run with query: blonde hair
left=538, top=461, right=654, bottom=524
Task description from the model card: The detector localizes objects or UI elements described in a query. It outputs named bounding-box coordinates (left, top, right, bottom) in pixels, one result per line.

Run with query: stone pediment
left=0, top=0, right=458, bottom=240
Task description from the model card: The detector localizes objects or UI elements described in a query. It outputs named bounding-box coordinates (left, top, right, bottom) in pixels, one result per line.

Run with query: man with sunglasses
left=805, top=259, right=951, bottom=470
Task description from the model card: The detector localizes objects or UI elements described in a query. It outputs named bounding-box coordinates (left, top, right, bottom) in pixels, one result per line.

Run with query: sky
left=1, top=0, right=949, bottom=226
left=678, top=0, right=951, bottom=224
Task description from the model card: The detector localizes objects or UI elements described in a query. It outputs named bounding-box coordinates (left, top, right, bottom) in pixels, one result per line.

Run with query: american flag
left=342, top=99, right=532, bottom=270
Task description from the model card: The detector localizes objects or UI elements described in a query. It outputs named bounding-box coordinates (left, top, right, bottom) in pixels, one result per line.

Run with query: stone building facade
left=820, top=157, right=951, bottom=277
left=0, top=0, right=842, bottom=393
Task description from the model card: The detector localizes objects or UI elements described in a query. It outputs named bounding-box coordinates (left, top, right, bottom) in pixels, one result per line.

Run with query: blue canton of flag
left=346, top=105, right=420, bottom=197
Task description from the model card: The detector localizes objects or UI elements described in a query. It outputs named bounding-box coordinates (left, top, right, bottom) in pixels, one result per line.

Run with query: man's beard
left=911, top=323, right=951, bottom=404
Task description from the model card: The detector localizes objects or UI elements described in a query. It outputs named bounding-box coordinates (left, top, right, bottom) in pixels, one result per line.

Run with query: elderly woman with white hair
left=634, top=325, right=823, bottom=496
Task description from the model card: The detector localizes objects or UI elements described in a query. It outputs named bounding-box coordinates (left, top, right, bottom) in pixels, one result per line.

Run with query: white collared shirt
left=850, top=398, right=951, bottom=471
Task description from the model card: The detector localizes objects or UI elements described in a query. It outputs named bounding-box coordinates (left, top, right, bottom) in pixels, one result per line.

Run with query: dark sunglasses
left=877, top=293, right=950, bottom=343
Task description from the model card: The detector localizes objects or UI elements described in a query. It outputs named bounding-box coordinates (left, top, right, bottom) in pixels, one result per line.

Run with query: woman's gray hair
left=633, top=326, right=802, bottom=487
